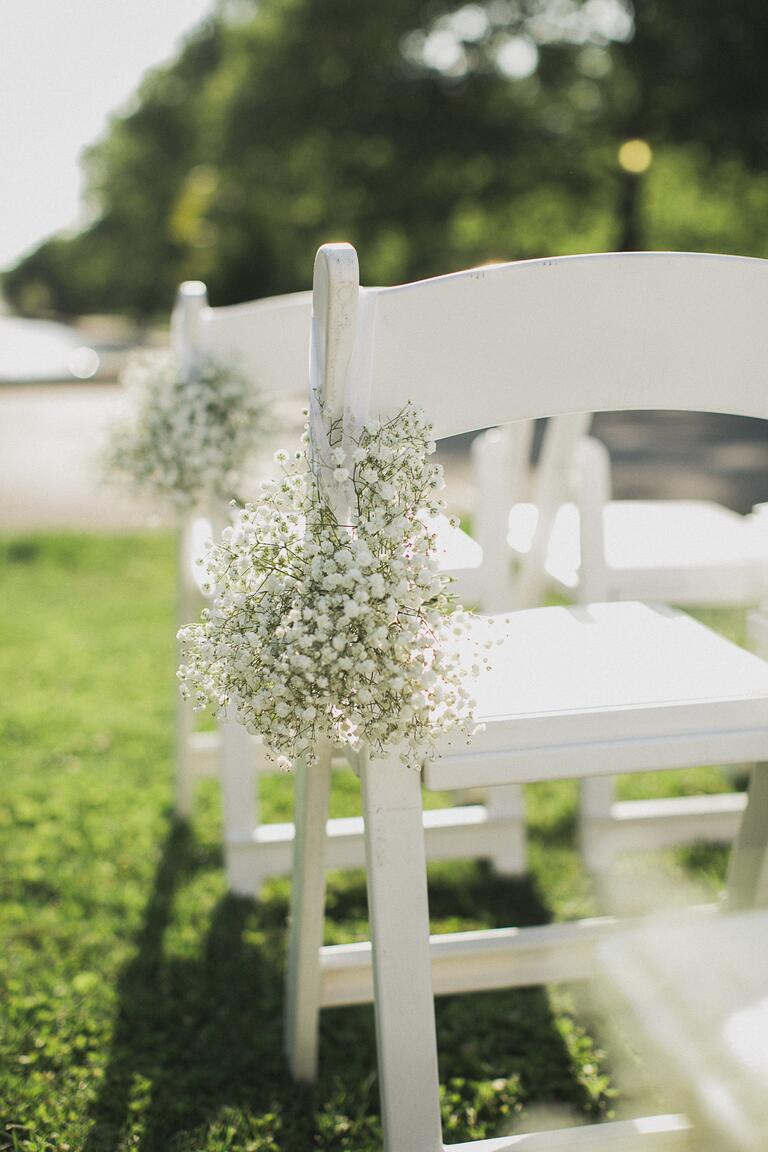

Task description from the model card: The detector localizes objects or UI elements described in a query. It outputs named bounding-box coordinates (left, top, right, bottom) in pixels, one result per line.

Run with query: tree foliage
left=6, top=0, right=768, bottom=318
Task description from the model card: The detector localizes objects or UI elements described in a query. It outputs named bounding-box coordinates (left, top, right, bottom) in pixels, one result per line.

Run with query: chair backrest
left=169, top=282, right=312, bottom=533
left=172, top=280, right=312, bottom=397
left=310, top=245, right=768, bottom=436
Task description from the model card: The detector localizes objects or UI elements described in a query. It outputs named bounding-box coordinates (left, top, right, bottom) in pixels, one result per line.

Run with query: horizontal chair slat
left=319, top=906, right=720, bottom=1008
left=611, top=792, right=748, bottom=824
left=319, top=916, right=620, bottom=1007
left=189, top=731, right=355, bottom=777
left=580, top=792, right=748, bottom=872
left=225, top=805, right=524, bottom=887
left=427, top=727, right=768, bottom=791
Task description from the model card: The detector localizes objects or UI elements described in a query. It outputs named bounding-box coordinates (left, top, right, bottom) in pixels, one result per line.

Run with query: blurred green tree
left=4, top=1, right=622, bottom=316
left=5, top=0, right=768, bottom=318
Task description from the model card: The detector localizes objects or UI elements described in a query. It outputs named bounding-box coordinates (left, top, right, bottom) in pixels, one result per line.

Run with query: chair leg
left=724, top=762, right=768, bottom=912
left=175, top=518, right=196, bottom=820
left=361, top=752, right=443, bottom=1152
left=221, top=716, right=259, bottom=897
left=285, top=740, right=333, bottom=1082
left=175, top=692, right=195, bottom=820
left=580, top=775, right=616, bottom=872
left=485, top=784, right=527, bottom=875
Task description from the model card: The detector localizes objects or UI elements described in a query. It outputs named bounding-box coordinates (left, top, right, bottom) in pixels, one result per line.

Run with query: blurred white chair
left=505, top=419, right=768, bottom=612
left=471, top=405, right=768, bottom=871
left=285, top=244, right=768, bottom=1152
left=600, top=906, right=768, bottom=1152
left=171, top=279, right=524, bottom=896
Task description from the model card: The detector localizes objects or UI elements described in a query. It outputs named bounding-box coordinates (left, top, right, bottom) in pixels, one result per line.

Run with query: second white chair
left=472, top=401, right=768, bottom=871
left=171, top=279, right=525, bottom=895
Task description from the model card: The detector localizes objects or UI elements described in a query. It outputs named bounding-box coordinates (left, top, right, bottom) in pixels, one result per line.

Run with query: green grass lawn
left=0, top=533, right=738, bottom=1151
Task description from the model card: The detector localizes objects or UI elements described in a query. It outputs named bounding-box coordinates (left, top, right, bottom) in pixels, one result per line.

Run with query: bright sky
left=0, top=0, right=214, bottom=271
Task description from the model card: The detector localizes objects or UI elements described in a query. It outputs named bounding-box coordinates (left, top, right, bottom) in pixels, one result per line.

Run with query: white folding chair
left=285, top=244, right=768, bottom=1151
left=171, top=280, right=525, bottom=896
left=471, top=400, right=768, bottom=870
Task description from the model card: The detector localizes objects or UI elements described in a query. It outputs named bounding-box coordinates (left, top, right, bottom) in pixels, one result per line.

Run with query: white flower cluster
left=104, top=349, right=268, bottom=508
left=178, top=402, right=481, bottom=769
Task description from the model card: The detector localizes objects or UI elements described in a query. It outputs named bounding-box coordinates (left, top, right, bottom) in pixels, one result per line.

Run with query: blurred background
left=3, top=7, right=768, bottom=1147
left=2, top=0, right=767, bottom=529
left=7, top=0, right=768, bottom=318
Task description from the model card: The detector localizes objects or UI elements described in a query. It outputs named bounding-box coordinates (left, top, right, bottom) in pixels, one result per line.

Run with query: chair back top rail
left=311, top=247, right=768, bottom=437
left=173, top=280, right=312, bottom=397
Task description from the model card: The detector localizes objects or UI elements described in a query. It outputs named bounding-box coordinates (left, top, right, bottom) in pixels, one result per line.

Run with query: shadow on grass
left=324, top=857, right=557, bottom=931
left=84, top=827, right=606, bottom=1151
left=82, top=822, right=311, bottom=1151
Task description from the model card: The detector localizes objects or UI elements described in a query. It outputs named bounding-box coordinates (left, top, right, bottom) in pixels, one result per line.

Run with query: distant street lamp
left=618, top=138, right=653, bottom=175
left=616, top=137, right=653, bottom=250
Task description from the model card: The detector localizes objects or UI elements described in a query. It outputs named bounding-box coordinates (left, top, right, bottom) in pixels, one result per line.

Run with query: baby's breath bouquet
left=178, top=402, right=480, bottom=769
left=104, top=349, right=268, bottom=508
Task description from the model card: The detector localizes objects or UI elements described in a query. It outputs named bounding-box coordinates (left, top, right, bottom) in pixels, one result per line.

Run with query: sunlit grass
left=0, top=534, right=737, bottom=1150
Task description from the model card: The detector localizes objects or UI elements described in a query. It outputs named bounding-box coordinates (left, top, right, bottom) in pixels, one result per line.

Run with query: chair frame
left=171, top=279, right=525, bottom=895
left=285, top=243, right=768, bottom=1151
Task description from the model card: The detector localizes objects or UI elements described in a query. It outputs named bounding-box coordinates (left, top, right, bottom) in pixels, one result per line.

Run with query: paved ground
left=1, top=383, right=766, bottom=532
left=592, top=410, right=768, bottom=512
left=0, top=383, right=158, bottom=531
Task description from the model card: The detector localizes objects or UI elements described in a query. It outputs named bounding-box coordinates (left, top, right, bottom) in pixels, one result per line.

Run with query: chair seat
left=430, top=601, right=768, bottom=786
left=508, top=500, right=768, bottom=603
left=599, top=909, right=768, bottom=1151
